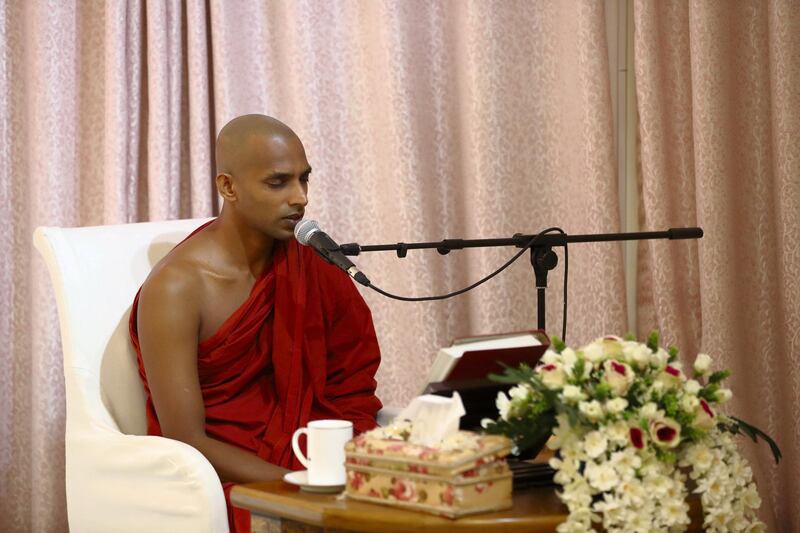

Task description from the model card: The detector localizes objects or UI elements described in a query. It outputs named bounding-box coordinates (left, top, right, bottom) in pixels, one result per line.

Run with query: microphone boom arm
left=337, top=227, right=703, bottom=332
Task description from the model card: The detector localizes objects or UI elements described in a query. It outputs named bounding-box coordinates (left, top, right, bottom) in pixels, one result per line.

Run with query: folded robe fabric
left=129, top=221, right=382, bottom=532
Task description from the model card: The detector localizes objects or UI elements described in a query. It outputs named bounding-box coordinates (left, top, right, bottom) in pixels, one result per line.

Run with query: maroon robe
left=129, top=222, right=382, bottom=532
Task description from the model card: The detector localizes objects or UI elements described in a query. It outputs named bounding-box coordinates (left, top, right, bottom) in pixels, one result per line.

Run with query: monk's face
left=231, top=133, right=310, bottom=240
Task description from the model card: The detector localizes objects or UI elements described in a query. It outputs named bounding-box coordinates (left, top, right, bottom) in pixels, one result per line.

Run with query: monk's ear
left=216, top=173, right=236, bottom=202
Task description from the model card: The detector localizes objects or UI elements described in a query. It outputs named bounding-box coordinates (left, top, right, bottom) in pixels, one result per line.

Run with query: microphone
left=294, top=220, right=370, bottom=287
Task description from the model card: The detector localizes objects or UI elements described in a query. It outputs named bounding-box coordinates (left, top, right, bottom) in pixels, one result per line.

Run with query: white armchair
left=34, top=218, right=230, bottom=533
left=34, top=217, right=399, bottom=533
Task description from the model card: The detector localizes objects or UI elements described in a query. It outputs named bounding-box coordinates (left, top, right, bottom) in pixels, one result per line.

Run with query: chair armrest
left=377, top=406, right=402, bottom=427
left=66, top=430, right=229, bottom=533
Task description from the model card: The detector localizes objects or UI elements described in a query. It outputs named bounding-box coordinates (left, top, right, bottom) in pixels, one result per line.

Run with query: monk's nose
left=290, top=182, right=308, bottom=207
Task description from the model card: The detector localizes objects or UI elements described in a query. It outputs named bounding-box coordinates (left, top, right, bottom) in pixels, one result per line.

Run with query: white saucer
left=283, top=470, right=345, bottom=494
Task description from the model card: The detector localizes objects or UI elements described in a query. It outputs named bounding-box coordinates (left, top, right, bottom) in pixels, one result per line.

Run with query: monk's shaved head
left=215, top=114, right=300, bottom=176
left=213, top=114, right=310, bottom=240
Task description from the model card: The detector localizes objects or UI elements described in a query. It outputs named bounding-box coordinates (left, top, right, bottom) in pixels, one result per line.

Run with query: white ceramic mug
left=291, top=419, right=353, bottom=486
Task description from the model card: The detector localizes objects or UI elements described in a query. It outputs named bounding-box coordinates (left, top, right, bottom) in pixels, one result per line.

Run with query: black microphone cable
left=364, top=227, right=569, bottom=342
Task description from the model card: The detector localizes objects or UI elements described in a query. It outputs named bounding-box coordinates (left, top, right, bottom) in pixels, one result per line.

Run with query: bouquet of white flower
left=482, top=332, right=780, bottom=533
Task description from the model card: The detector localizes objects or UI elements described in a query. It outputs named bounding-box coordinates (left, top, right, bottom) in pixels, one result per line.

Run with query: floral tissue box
left=344, top=425, right=513, bottom=518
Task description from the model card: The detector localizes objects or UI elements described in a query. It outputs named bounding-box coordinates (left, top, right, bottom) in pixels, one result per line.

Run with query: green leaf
left=563, top=404, right=580, bottom=427
left=662, top=392, right=679, bottom=417
left=667, top=345, right=679, bottom=363
left=488, top=372, right=526, bottom=384
left=551, top=336, right=566, bottom=353
left=708, top=370, right=731, bottom=384
left=483, top=410, right=556, bottom=458
left=623, top=332, right=636, bottom=341
left=730, top=416, right=782, bottom=465
left=488, top=363, right=537, bottom=385
left=699, top=384, right=719, bottom=402
left=573, top=359, right=586, bottom=382
left=595, top=382, right=611, bottom=398
left=647, top=330, right=660, bottom=352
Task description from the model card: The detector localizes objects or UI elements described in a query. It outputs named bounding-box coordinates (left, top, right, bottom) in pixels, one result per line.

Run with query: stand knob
left=531, top=247, right=558, bottom=288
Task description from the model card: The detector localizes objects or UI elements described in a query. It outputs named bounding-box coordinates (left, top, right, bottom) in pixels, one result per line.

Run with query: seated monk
left=129, top=114, right=382, bottom=532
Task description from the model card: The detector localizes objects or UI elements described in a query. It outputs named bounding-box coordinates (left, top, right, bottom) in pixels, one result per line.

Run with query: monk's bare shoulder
left=141, top=228, right=224, bottom=301
left=137, top=241, right=211, bottom=334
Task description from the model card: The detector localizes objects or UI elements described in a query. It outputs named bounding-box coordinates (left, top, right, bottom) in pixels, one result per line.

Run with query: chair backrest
left=33, top=218, right=212, bottom=437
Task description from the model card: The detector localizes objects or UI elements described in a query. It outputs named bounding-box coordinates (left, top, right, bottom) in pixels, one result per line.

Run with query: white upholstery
left=34, top=218, right=228, bottom=533
left=34, top=217, right=399, bottom=533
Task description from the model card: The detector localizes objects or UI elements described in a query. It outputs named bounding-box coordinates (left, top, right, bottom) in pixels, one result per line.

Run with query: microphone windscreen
left=294, top=219, right=320, bottom=245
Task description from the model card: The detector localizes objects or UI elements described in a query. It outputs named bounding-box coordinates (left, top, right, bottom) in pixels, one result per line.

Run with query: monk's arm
left=137, top=267, right=288, bottom=483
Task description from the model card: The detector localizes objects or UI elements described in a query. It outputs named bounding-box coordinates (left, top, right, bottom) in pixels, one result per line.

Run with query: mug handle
left=291, top=427, right=311, bottom=469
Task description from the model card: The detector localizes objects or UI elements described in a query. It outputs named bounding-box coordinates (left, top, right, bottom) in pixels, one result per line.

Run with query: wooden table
left=231, top=480, right=569, bottom=533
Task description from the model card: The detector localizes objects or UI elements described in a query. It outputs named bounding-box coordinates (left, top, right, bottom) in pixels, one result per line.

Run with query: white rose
left=601, top=359, right=634, bottom=396
left=561, top=348, right=577, bottom=367
left=604, top=397, right=629, bottom=415
left=685, top=379, right=701, bottom=395
left=562, top=384, right=587, bottom=403
left=538, top=362, right=567, bottom=390
left=651, top=348, right=669, bottom=368
left=582, top=342, right=605, bottom=363
left=579, top=400, right=604, bottom=422
left=623, top=342, right=652, bottom=368
left=508, top=384, right=530, bottom=400
left=541, top=349, right=560, bottom=365
left=716, top=388, right=733, bottom=403
left=694, top=353, right=713, bottom=375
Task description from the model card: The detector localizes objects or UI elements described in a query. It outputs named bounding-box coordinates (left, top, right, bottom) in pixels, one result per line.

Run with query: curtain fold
left=1, top=1, right=624, bottom=530
left=634, top=1, right=800, bottom=530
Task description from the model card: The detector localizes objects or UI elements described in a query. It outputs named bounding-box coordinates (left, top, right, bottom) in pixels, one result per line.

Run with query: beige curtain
left=634, top=1, right=800, bottom=531
left=0, top=1, right=625, bottom=530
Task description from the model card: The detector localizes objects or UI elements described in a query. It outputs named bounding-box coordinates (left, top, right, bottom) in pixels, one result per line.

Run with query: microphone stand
left=338, top=227, right=703, bottom=332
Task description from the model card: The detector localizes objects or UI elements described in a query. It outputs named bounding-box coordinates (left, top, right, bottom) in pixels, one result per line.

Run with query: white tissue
left=394, top=393, right=466, bottom=447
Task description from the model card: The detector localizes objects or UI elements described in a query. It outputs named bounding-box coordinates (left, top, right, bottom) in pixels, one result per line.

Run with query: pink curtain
left=634, top=1, right=800, bottom=531
left=0, top=1, right=625, bottom=530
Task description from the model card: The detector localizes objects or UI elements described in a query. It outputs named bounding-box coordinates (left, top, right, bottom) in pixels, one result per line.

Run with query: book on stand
left=421, top=330, right=549, bottom=394
left=420, top=330, right=550, bottom=430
